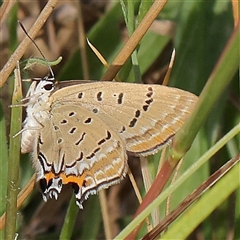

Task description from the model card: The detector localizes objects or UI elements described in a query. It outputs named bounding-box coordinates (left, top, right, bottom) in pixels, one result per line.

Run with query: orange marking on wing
left=44, top=172, right=86, bottom=188
left=60, top=173, right=86, bottom=187
left=45, top=172, right=55, bottom=183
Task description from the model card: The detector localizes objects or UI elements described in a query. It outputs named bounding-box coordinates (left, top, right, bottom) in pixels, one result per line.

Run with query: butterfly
left=20, top=76, right=198, bottom=208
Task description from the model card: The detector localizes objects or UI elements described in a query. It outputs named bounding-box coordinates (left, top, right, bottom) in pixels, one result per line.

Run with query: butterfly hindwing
left=36, top=103, right=128, bottom=207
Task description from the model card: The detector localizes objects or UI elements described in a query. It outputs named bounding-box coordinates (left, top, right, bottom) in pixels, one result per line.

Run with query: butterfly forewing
left=52, top=82, right=198, bottom=156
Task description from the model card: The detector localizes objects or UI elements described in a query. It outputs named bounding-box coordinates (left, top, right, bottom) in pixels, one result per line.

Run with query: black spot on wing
left=145, top=98, right=153, bottom=105
left=97, top=92, right=103, bottom=101
left=135, top=110, right=141, bottom=117
left=97, top=130, right=114, bottom=146
left=86, top=147, right=101, bottom=160
left=129, top=118, right=137, bottom=128
left=146, top=87, right=153, bottom=97
left=69, top=127, right=77, bottom=134
left=72, top=182, right=80, bottom=194
left=39, top=178, right=47, bottom=193
left=93, top=108, right=99, bottom=114
left=143, top=98, right=153, bottom=112
left=78, top=92, right=83, bottom=99
left=54, top=125, right=59, bottom=131
left=84, top=118, right=92, bottom=124
left=118, top=93, right=124, bottom=104
left=98, top=138, right=106, bottom=145
left=143, top=86, right=154, bottom=111
left=129, top=109, right=141, bottom=128
left=77, top=151, right=84, bottom=162
left=61, top=119, right=68, bottom=124
left=68, top=112, right=75, bottom=117
left=106, top=131, right=111, bottom=140
left=75, top=132, right=86, bottom=146
left=120, top=126, right=126, bottom=133
left=143, top=105, right=149, bottom=111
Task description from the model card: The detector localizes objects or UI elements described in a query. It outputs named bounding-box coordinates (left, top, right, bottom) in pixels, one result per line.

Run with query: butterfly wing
left=24, top=80, right=197, bottom=208
left=36, top=103, right=127, bottom=208
left=52, top=81, right=198, bottom=156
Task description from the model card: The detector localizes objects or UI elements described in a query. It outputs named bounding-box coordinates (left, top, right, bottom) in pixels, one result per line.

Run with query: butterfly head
left=24, top=75, right=57, bottom=105
left=32, top=75, right=56, bottom=94
left=20, top=75, right=58, bottom=153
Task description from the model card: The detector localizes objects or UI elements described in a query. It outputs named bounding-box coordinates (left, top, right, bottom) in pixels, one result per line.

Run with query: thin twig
left=0, top=0, right=59, bottom=88
left=100, top=0, right=168, bottom=81
left=0, top=0, right=16, bottom=25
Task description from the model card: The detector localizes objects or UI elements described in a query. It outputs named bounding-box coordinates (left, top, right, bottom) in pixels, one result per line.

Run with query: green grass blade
left=113, top=123, right=240, bottom=239
left=0, top=101, right=8, bottom=214
left=4, top=66, right=22, bottom=240
left=171, top=23, right=239, bottom=160
left=0, top=101, right=9, bottom=239
left=162, top=158, right=240, bottom=239
left=59, top=195, right=78, bottom=240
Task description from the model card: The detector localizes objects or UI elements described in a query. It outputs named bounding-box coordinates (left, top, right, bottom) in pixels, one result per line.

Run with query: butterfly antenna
left=18, top=20, right=55, bottom=79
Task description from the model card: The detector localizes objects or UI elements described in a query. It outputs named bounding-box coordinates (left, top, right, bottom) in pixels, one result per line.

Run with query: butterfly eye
left=43, top=83, right=54, bottom=91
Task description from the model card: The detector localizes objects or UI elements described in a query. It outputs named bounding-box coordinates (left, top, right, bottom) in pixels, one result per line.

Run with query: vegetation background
left=0, top=0, right=239, bottom=239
